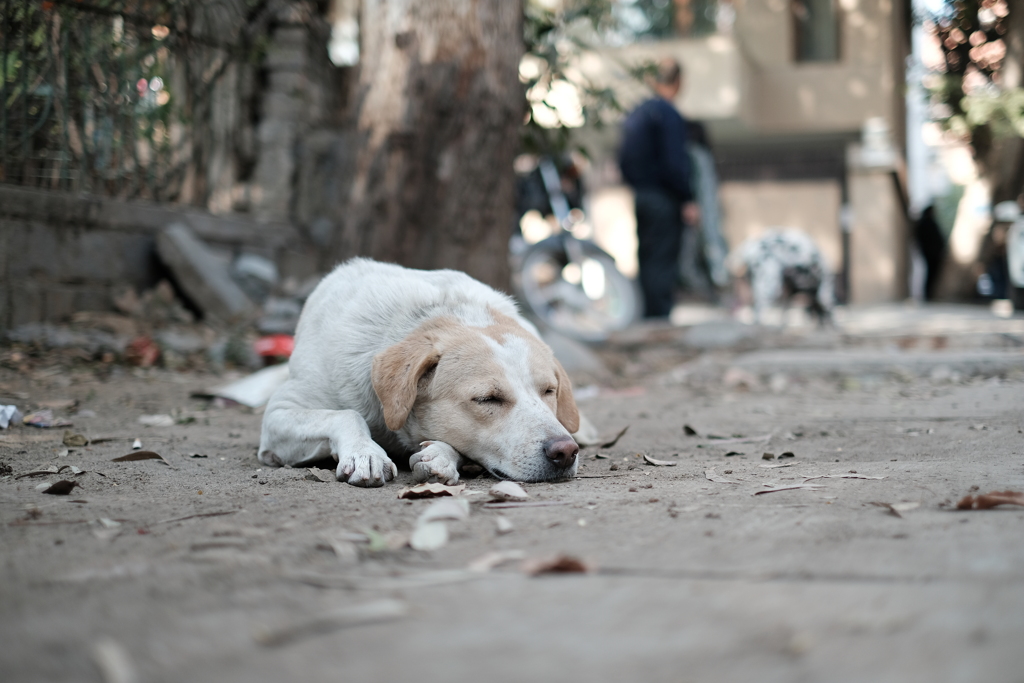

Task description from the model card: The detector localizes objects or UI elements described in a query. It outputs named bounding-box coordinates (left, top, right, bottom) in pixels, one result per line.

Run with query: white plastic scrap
left=0, top=405, right=23, bottom=429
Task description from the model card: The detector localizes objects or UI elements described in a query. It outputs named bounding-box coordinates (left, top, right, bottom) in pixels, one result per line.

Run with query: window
left=792, top=0, right=840, bottom=62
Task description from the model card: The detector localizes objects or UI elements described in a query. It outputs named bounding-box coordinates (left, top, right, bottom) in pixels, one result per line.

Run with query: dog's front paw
left=337, top=442, right=397, bottom=487
left=410, top=441, right=462, bottom=486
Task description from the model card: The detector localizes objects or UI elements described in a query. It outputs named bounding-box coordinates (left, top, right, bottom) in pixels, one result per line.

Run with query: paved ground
left=2, top=304, right=1023, bottom=683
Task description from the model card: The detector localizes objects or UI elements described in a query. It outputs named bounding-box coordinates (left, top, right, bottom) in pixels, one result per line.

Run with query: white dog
left=258, top=259, right=580, bottom=487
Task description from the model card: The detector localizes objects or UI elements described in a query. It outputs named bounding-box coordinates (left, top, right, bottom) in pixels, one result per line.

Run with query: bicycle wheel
left=517, top=238, right=640, bottom=342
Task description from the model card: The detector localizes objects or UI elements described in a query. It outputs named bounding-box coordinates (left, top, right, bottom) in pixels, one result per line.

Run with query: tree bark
left=330, top=0, right=524, bottom=292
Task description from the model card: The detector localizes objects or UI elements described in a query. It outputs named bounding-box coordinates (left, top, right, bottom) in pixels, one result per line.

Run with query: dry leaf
left=753, top=484, right=824, bottom=495
left=253, top=599, right=408, bottom=647
left=704, top=467, right=738, bottom=484
left=489, top=481, right=529, bottom=501
left=599, top=425, right=629, bottom=449
left=521, top=555, right=593, bottom=575
left=683, top=424, right=699, bottom=436
left=42, top=480, right=80, bottom=495
left=760, top=461, right=798, bottom=469
left=868, top=501, right=920, bottom=518
left=483, top=500, right=569, bottom=509
left=418, top=498, right=470, bottom=524
left=112, top=451, right=165, bottom=463
left=956, top=490, right=1024, bottom=510
left=467, top=549, right=525, bottom=572
left=643, top=454, right=677, bottom=467
left=803, top=473, right=884, bottom=481
left=396, top=482, right=466, bottom=499
left=63, top=431, right=89, bottom=447
left=409, top=521, right=449, bottom=551
left=305, top=468, right=336, bottom=483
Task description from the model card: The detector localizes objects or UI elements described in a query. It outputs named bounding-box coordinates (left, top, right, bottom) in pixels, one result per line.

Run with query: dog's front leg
left=409, top=441, right=464, bottom=486
left=259, top=406, right=397, bottom=487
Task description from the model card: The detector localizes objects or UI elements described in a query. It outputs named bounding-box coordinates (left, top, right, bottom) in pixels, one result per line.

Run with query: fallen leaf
left=724, top=451, right=743, bottom=457
left=253, top=599, right=408, bottom=647
left=803, top=473, right=885, bottom=481
left=753, top=484, right=824, bottom=495
left=868, top=501, right=920, bottom=518
left=305, top=468, right=335, bottom=483
left=779, top=451, right=795, bottom=459
left=396, top=482, right=466, bottom=499
left=495, top=516, right=514, bottom=534
left=418, top=498, right=470, bottom=524
left=594, top=453, right=609, bottom=459
left=98, top=518, right=122, bottom=528
left=696, top=433, right=772, bottom=447
left=15, top=465, right=65, bottom=479
left=112, top=451, right=165, bottom=463
left=643, top=454, right=677, bottom=467
left=137, top=414, right=175, bottom=428
left=956, top=490, right=1024, bottom=510
left=467, top=549, right=525, bottom=572
left=683, top=424, right=700, bottom=436
left=704, top=467, right=739, bottom=484
left=762, top=452, right=775, bottom=460
left=409, top=521, right=449, bottom=551
left=760, top=461, right=798, bottom=469
left=598, top=425, right=629, bottom=448
left=42, top=480, right=80, bottom=495
left=489, top=481, right=529, bottom=501
left=483, top=501, right=570, bottom=509
left=63, top=431, right=89, bottom=447
left=190, top=453, right=208, bottom=459
left=521, top=555, right=593, bottom=575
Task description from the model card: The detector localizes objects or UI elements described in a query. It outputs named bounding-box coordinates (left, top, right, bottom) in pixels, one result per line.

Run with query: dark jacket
left=618, top=97, right=694, bottom=204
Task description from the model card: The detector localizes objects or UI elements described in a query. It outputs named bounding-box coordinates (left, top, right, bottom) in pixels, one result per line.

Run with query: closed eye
left=543, top=387, right=556, bottom=396
left=473, top=395, right=505, bottom=405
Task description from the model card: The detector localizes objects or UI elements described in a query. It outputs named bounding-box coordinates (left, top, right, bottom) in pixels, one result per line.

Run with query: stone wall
left=0, top=185, right=316, bottom=332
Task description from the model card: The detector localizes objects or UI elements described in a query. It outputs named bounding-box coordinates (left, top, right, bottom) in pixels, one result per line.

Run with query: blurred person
left=913, top=205, right=945, bottom=301
left=618, top=57, right=700, bottom=318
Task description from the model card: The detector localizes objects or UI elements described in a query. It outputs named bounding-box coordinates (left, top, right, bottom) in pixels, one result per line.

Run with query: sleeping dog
left=730, top=230, right=834, bottom=325
left=258, top=259, right=580, bottom=487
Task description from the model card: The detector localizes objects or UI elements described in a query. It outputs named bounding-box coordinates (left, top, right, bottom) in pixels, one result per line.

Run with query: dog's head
left=371, top=310, right=579, bottom=482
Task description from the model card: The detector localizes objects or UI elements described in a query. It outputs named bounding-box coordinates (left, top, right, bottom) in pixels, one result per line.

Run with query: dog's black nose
left=543, top=437, right=578, bottom=469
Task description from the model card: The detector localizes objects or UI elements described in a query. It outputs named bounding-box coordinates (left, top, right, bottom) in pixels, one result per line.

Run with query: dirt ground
left=2, top=314, right=1024, bottom=683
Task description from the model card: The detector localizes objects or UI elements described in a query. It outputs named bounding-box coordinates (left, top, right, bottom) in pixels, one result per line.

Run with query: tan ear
left=553, top=359, right=579, bottom=433
left=371, top=335, right=440, bottom=431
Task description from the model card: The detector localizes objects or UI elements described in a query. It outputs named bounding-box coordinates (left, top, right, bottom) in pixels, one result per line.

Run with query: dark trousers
left=634, top=189, right=683, bottom=318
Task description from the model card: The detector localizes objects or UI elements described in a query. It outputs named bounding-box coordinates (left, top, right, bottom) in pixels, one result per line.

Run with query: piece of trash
left=598, top=425, right=629, bottom=449
left=69, top=465, right=83, bottom=475
left=305, top=468, right=335, bottom=483
left=0, top=405, right=24, bottom=429
left=190, top=453, right=208, bottom=459
left=98, top=518, right=122, bottom=528
left=594, top=453, right=609, bottom=459
left=202, top=364, right=290, bottom=409
left=254, top=599, right=408, bottom=648
left=63, top=431, right=89, bottom=447
left=762, top=452, right=775, bottom=460
left=409, top=521, right=449, bottom=551
left=41, top=480, right=80, bottom=495
left=112, top=451, right=165, bottom=463
left=753, top=484, right=824, bottom=495
left=495, top=516, right=514, bottom=534
left=779, top=451, right=795, bottom=459
left=137, top=414, right=175, bottom=428
left=956, top=490, right=1024, bottom=510
left=397, top=482, right=466, bottom=499
left=91, top=637, right=138, bottom=683
left=868, top=501, right=920, bottom=518
left=489, top=481, right=529, bottom=501
left=22, top=409, right=73, bottom=428
left=35, top=482, right=52, bottom=491
left=760, top=461, right=798, bottom=469
left=704, top=467, right=739, bottom=484
left=132, top=439, right=142, bottom=450
left=468, top=549, right=526, bottom=572
left=418, top=498, right=470, bottom=524
left=57, top=448, right=69, bottom=457
left=969, top=423, right=987, bottom=431
left=254, top=334, right=295, bottom=358
left=521, top=555, right=593, bottom=576
left=643, top=454, right=677, bottom=467
left=683, top=424, right=699, bottom=436
left=125, top=335, right=161, bottom=368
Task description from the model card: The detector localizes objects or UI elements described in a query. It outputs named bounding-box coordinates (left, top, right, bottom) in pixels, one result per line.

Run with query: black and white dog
left=730, top=230, right=834, bottom=325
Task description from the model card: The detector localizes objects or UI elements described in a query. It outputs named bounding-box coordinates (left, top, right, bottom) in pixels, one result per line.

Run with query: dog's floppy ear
left=553, top=358, right=579, bottom=433
left=372, top=332, right=440, bottom=431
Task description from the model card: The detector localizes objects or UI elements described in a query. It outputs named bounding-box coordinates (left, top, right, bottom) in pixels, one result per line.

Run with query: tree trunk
left=330, top=0, right=524, bottom=292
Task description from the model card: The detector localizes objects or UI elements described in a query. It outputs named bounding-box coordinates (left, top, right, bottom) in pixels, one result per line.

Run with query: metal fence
left=0, top=0, right=268, bottom=203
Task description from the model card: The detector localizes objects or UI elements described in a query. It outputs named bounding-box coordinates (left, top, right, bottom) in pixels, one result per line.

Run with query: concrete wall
left=0, top=186, right=314, bottom=332
left=718, top=180, right=843, bottom=272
